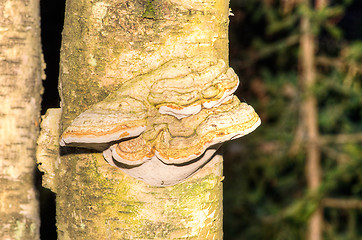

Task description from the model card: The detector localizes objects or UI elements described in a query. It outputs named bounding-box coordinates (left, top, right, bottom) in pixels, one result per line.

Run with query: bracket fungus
left=60, top=56, right=261, bottom=186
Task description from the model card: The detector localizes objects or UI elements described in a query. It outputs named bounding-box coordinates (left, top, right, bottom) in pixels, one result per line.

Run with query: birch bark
left=43, top=0, right=229, bottom=238
left=0, top=0, right=43, bottom=239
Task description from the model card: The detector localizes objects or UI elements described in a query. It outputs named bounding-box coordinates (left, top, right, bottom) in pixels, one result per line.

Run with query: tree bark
left=0, top=0, right=43, bottom=239
left=42, top=0, right=229, bottom=238
left=299, top=1, right=324, bottom=240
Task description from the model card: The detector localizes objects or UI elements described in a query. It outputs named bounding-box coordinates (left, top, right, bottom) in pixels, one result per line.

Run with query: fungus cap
left=59, top=56, right=260, bottom=186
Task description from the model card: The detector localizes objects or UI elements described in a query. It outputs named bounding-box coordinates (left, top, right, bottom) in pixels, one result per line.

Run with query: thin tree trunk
left=0, top=0, right=43, bottom=239
left=40, top=0, right=229, bottom=238
left=299, top=1, right=324, bottom=239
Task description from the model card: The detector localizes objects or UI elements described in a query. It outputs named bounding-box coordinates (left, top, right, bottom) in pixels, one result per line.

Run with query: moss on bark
left=56, top=0, right=229, bottom=238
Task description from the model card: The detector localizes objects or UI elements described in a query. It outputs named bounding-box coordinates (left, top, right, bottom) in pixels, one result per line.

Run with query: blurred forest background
left=39, top=0, right=361, bottom=239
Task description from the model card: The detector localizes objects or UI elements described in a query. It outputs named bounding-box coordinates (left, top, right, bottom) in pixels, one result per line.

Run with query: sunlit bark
left=41, top=0, right=230, bottom=238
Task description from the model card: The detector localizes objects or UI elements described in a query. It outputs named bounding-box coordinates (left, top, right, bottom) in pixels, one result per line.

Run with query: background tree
left=0, top=0, right=43, bottom=239
left=224, top=0, right=362, bottom=239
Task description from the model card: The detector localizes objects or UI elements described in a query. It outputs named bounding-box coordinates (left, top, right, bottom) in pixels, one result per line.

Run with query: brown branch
left=322, top=198, right=362, bottom=209
left=315, top=56, right=345, bottom=69
left=320, top=133, right=362, bottom=144
left=316, top=55, right=362, bottom=73
left=288, top=120, right=305, bottom=157
left=289, top=132, right=362, bottom=158
left=320, top=145, right=350, bottom=164
left=316, top=56, right=362, bottom=86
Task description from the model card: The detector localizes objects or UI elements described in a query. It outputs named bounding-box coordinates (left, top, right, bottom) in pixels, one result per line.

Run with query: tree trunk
left=0, top=0, right=43, bottom=239
left=41, top=0, right=229, bottom=238
left=299, top=1, right=324, bottom=239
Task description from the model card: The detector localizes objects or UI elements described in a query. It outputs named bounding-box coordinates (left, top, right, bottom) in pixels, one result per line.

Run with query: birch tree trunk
left=39, top=0, right=229, bottom=238
left=0, top=0, right=43, bottom=239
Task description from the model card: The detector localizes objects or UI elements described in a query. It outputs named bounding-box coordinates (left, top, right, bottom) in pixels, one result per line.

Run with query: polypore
left=60, top=55, right=261, bottom=186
